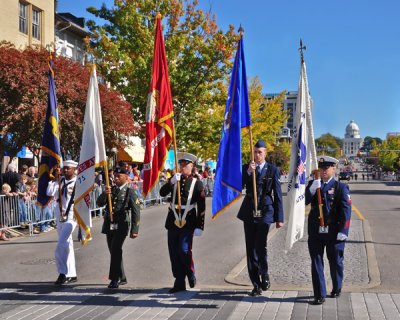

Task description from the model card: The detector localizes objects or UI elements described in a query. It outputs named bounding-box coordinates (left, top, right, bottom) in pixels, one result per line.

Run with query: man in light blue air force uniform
left=306, top=155, right=352, bottom=305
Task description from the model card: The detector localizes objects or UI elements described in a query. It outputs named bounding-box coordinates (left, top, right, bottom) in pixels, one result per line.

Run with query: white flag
left=74, top=66, right=107, bottom=244
left=285, top=59, right=315, bottom=251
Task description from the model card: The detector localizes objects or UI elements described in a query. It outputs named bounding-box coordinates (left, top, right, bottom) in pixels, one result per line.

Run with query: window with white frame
left=32, top=9, right=41, bottom=40
left=19, top=2, right=28, bottom=34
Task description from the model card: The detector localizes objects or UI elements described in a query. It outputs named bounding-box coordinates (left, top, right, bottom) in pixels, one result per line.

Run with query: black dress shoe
left=261, top=275, right=271, bottom=291
left=330, top=289, right=341, bottom=298
left=55, top=274, right=66, bottom=285
left=108, top=280, right=119, bottom=289
left=65, top=277, right=77, bottom=284
left=168, top=287, right=186, bottom=293
left=310, top=297, right=325, bottom=305
left=118, top=279, right=127, bottom=286
left=189, top=277, right=196, bottom=288
left=248, top=286, right=262, bottom=297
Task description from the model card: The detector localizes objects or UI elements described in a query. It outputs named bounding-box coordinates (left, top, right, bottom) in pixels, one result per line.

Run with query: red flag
left=142, top=15, right=174, bottom=196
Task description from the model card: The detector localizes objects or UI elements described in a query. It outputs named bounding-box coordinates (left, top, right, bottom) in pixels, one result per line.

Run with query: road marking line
left=352, top=204, right=365, bottom=220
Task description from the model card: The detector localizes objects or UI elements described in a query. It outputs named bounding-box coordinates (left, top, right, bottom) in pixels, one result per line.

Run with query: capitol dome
left=345, top=120, right=361, bottom=139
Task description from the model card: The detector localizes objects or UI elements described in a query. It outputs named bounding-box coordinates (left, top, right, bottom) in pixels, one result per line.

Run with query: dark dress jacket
left=159, top=175, right=205, bottom=231
left=305, top=178, right=351, bottom=240
left=97, top=184, right=140, bottom=236
left=237, top=163, right=284, bottom=224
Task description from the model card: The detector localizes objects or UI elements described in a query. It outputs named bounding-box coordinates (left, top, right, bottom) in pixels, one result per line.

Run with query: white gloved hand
left=309, top=179, right=321, bottom=196
left=170, top=173, right=181, bottom=185
left=337, top=232, right=348, bottom=241
left=194, top=228, right=203, bottom=236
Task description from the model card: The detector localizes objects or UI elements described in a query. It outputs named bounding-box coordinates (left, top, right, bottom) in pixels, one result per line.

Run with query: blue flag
left=212, top=37, right=252, bottom=219
left=37, top=57, right=61, bottom=207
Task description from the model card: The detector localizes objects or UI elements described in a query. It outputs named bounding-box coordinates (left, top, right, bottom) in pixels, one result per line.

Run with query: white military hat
left=63, top=160, right=78, bottom=168
left=317, top=155, right=339, bottom=168
left=177, top=152, right=197, bottom=164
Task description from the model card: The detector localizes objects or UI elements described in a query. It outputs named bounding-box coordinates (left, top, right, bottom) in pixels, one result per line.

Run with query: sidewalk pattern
left=1, top=286, right=400, bottom=320
left=232, top=217, right=370, bottom=291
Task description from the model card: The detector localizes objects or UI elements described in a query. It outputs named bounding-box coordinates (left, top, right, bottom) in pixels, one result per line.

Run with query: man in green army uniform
left=97, top=167, right=141, bottom=289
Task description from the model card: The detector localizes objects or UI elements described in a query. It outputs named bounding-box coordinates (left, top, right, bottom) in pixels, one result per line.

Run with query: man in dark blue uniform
left=160, top=152, right=205, bottom=293
left=97, top=167, right=141, bottom=289
left=306, top=156, right=352, bottom=305
left=237, top=139, right=284, bottom=296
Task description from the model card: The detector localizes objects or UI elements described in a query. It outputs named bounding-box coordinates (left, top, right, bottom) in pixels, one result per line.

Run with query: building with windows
left=0, top=0, right=54, bottom=48
left=343, top=120, right=363, bottom=158
left=386, top=132, right=400, bottom=140
left=55, top=12, right=90, bottom=65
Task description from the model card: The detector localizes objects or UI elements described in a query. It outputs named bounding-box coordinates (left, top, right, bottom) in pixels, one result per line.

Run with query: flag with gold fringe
left=74, top=66, right=107, bottom=244
left=212, top=35, right=252, bottom=219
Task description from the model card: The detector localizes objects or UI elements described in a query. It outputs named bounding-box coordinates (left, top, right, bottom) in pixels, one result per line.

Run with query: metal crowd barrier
left=0, top=179, right=212, bottom=236
left=128, top=180, right=169, bottom=208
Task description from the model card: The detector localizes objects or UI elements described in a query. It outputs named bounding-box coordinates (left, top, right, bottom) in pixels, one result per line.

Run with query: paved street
left=1, top=179, right=400, bottom=319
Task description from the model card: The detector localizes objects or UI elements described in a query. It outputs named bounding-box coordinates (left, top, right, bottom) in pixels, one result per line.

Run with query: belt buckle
left=110, top=223, right=118, bottom=231
left=319, top=226, right=329, bottom=234
left=253, top=210, right=262, bottom=218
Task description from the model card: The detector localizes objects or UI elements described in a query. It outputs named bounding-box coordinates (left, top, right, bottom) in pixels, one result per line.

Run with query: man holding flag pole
left=284, top=40, right=317, bottom=252
left=38, top=53, right=78, bottom=285
left=285, top=40, right=352, bottom=305
left=212, top=27, right=283, bottom=297
left=143, top=13, right=205, bottom=294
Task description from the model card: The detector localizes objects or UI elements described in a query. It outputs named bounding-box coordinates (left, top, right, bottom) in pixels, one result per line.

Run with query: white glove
left=337, top=232, right=348, bottom=241
left=170, top=173, right=181, bottom=185
left=309, top=179, right=321, bottom=196
left=194, top=228, right=203, bottom=237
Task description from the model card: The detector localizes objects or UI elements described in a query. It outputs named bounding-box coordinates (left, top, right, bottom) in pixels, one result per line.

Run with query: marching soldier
left=237, top=139, right=284, bottom=296
left=97, top=167, right=141, bottom=289
left=46, top=160, right=78, bottom=285
left=159, top=152, right=205, bottom=293
left=306, top=156, right=352, bottom=305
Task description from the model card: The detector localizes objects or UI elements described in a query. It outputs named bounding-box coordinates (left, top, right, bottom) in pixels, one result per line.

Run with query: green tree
left=86, top=0, right=237, bottom=153
left=267, top=140, right=291, bottom=172
left=199, top=76, right=287, bottom=162
left=315, top=133, right=342, bottom=158
left=378, top=136, right=400, bottom=171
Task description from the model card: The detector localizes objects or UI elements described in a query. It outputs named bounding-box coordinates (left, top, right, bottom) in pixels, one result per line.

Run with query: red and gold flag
left=142, top=15, right=174, bottom=196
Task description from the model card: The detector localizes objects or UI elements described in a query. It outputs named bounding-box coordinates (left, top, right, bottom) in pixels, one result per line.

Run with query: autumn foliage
left=0, top=42, right=137, bottom=160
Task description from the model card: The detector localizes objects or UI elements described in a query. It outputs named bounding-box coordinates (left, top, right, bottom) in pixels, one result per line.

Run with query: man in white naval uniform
left=47, top=160, right=78, bottom=285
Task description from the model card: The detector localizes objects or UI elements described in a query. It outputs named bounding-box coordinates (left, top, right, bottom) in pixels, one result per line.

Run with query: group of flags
left=36, top=14, right=317, bottom=251
left=37, top=57, right=107, bottom=244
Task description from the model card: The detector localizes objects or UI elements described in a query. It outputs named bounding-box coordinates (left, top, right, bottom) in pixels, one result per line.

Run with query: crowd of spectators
left=0, top=160, right=216, bottom=241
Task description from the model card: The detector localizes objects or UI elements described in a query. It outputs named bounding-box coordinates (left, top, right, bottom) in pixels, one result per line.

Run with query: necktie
left=256, top=166, right=261, bottom=176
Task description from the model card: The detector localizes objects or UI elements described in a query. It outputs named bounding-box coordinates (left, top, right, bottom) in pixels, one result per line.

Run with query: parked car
left=339, top=171, right=352, bottom=181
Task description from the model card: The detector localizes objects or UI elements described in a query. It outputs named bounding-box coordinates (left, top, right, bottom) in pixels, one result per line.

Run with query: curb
left=225, top=215, right=381, bottom=292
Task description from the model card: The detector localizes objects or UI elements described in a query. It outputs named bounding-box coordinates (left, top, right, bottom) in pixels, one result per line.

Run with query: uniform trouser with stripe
left=308, top=237, right=346, bottom=298
left=168, top=228, right=195, bottom=288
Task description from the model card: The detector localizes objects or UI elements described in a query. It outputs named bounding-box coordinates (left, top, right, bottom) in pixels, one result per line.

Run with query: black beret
left=114, top=167, right=128, bottom=175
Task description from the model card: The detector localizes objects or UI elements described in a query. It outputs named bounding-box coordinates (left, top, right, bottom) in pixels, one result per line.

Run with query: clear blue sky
left=57, top=0, right=400, bottom=140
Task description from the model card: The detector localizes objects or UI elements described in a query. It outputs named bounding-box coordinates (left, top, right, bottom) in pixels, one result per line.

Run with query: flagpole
left=171, top=118, right=182, bottom=220
left=299, top=39, right=324, bottom=228
left=103, top=160, right=113, bottom=222
left=237, top=25, right=258, bottom=212
left=248, top=128, right=258, bottom=211
left=90, top=63, right=113, bottom=222
left=48, top=51, right=65, bottom=222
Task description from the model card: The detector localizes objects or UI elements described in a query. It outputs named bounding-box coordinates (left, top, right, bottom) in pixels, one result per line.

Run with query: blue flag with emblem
left=37, top=56, right=61, bottom=207
left=212, top=35, right=252, bottom=219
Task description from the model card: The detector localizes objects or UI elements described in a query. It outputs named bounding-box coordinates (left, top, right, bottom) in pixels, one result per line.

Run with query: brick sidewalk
left=1, top=285, right=399, bottom=319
